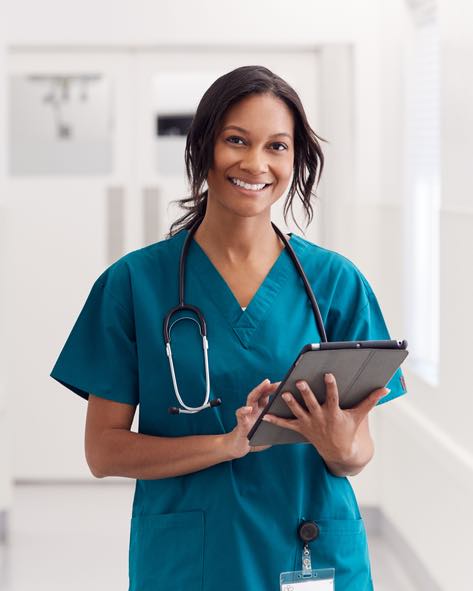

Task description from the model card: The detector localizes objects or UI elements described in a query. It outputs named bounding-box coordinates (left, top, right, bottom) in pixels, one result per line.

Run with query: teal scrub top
left=50, top=228, right=407, bottom=591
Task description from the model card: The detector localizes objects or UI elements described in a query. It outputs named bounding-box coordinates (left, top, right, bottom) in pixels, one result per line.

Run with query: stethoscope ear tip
left=168, top=406, right=181, bottom=415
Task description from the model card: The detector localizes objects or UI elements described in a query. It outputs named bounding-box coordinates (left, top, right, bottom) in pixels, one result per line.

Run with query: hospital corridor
left=0, top=1, right=471, bottom=590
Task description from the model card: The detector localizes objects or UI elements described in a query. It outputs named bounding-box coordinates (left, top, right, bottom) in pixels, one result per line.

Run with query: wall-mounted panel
left=9, top=74, right=113, bottom=175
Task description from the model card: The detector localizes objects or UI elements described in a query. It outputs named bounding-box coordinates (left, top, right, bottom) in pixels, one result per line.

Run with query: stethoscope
left=163, top=218, right=328, bottom=415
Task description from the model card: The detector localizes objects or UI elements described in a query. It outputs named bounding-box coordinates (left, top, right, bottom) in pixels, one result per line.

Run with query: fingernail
left=262, top=415, right=271, bottom=422
left=296, top=381, right=306, bottom=389
left=282, top=393, right=291, bottom=401
left=384, top=388, right=391, bottom=394
left=324, top=373, right=335, bottom=383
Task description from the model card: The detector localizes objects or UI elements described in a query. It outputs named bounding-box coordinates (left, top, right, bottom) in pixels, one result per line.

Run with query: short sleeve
left=50, top=261, right=139, bottom=405
left=326, top=263, right=407, bottom=406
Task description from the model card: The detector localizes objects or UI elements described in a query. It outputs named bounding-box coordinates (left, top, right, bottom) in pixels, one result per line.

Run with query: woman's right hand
left=225, top=378, right=281, bottom=459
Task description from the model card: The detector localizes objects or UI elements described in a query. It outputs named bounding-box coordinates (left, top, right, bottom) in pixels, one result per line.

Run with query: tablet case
left=247, top=340, right=408, bottom=446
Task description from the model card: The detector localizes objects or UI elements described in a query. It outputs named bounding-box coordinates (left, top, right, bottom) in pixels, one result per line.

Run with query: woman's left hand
left=262, top=373, right=389, bottom=465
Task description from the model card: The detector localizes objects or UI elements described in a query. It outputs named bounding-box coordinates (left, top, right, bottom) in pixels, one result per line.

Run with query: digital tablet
left=247, top=339, right=409, bottom=447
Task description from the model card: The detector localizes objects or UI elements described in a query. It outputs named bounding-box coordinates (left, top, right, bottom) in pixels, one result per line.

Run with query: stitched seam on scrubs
left=358, top=272, right=377, bottom=300
left=102, top=284, right=137, bottom=338
left=356, top=271, right=392, bottom=319
left=103, top=284, right=130, bottom=315
left=328, top=300, right=370, bottom=342
left=232, top=237, right=311, bottom=342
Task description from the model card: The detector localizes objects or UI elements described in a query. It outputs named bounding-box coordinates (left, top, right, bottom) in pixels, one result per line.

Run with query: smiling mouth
left=228, top=176, right=272, bottom=192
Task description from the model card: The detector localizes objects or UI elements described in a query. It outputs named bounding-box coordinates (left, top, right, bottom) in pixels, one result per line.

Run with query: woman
left=51, top=65, right=406, bottom=590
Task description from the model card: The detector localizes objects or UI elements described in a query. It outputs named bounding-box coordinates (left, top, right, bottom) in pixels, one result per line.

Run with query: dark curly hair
left=167, top=65, right=327, bottom=237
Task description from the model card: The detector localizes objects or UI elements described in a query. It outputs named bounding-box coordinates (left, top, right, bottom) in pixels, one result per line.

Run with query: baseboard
left=361, top=505, right=442, bottom=591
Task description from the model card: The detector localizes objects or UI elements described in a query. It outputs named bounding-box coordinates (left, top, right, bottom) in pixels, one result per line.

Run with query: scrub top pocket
left=306, top=518, right=373, bottom=591
left=129, top=510, right=205, bottom=591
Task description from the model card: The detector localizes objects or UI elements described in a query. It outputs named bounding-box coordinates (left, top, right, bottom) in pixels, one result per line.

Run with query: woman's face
left=206, top=93, right=295, bottom=219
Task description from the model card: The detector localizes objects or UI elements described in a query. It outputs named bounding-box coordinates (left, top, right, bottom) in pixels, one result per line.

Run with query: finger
left=235, top=406, right=253, bottom=426
left=262, top=414, right=301, bottom=432
left=352, top=387, right=390, bottom=417
left=323, top=373, right=340, bottom=410
left=280, top=392, right=308, bottom=421
left=259, top=394, right=271, bottom=409
left=247, top=380, right=280, bottom=409
left=258, top=381, right=281, bottom=408
left=246, top=378, right=271, bottom=405
left=250, top=444, right=272, bottom=453
left=296, top=380, right=321, bottom=414
left=262, top=381, right=281, bottom=396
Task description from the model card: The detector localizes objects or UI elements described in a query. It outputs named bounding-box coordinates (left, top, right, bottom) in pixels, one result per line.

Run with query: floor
left=0, top=484, right=420, bottom=590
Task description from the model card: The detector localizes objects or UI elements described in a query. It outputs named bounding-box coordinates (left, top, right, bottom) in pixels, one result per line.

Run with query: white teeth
left=230, top=177, right=267, bottom=191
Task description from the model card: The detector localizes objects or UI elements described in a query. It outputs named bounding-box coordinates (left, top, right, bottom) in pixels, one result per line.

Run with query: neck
left=193, top=201, right=284, bottom=264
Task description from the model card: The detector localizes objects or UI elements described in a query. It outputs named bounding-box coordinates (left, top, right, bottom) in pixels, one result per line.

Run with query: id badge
left=280, top=568, right=335, bottom=590
left=281, top=526, right=335, bottom=591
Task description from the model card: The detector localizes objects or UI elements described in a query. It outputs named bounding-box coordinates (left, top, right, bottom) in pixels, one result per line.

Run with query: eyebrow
left=221, top=125, right=292, bottom=140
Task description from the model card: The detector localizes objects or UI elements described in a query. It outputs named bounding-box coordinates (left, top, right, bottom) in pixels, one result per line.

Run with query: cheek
left=274, top=163, right=294, bottom=188
left=207, top=168, right=227, bottom=190
left=273, top=153, right=294, bottom=177
left=211, top=143, right=234, bottom=172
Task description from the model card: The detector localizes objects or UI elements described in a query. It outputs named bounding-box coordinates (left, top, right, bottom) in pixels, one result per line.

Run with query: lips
left=228, top=176, right=273, bottom=190
left=229, top=176, right=272, bottom=186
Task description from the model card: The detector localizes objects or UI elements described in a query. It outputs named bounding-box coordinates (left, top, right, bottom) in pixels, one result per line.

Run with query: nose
left=239, top=147, right=269, bottom=176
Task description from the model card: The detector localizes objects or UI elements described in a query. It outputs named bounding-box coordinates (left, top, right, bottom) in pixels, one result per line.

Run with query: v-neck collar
left=183, top=230, right=307, bottom=348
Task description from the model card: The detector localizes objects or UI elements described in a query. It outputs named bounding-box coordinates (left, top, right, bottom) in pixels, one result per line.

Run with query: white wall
left=5, top=0, right=367, bottom=47
left=0, top=2, right=14, bottom=523
left=354, top=1, right=473, bottom=589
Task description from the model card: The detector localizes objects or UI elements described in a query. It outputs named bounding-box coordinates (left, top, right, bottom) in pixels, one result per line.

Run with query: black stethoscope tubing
left=163, top=218, right=327, bottom=414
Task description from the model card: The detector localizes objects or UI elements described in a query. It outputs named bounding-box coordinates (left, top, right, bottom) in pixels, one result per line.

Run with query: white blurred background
left=0, top=0, right=471, bottom=589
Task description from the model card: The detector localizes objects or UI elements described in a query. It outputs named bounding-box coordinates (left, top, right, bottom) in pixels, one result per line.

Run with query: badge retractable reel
left=279, top=521, right=335, bottom=590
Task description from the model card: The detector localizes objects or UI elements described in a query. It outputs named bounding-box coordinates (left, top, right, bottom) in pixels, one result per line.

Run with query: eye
left=225, top=136, right=288, bottom=151
left=271, top=142, right=288, bottom=151
left=225, top=136, right=245, bottom=145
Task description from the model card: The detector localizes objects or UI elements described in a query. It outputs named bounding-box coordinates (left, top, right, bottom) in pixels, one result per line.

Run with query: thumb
left=354, top=387, right=389, bottom=416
